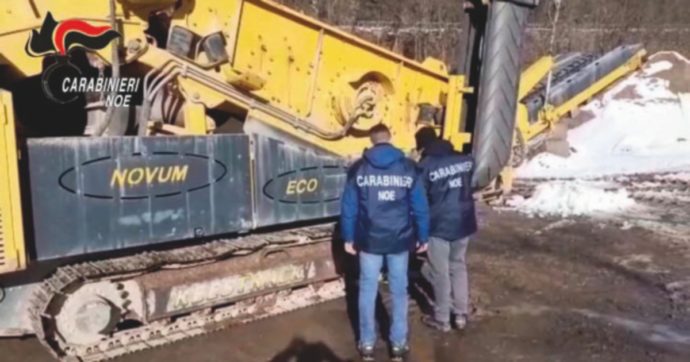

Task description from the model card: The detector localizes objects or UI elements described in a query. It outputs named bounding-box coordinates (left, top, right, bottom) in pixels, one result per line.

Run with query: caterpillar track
left=29, top=224, right=345, bottom=362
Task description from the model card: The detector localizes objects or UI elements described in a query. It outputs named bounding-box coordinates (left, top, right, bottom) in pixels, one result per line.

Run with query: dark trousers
left=422, top=236, right=470, bottom=323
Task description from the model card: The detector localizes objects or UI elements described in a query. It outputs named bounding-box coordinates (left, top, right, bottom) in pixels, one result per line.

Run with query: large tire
left=471, top=1, right=531, bottom=189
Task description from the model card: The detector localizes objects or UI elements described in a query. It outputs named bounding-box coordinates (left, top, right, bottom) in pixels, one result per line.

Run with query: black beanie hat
left=415, top=127, right=438, bottom=150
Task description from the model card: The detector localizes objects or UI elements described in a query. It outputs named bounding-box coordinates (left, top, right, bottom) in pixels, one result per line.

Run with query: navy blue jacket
left=340, top=143, right=430, bottom=254
left=417, top=139, right=477, bottom=241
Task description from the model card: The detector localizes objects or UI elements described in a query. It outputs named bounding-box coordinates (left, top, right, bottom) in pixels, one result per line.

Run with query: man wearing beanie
left=415, top=126, right=477, bottom=332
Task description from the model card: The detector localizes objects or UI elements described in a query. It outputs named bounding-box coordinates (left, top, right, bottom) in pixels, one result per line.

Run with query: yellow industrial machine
left=0, top=0, right=538, bottom=360
left=512, top=45, right=647, bottom=166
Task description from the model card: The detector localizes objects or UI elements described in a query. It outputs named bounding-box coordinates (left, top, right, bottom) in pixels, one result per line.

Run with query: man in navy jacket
left=341, top=124, right=429, bottom=360
left=415, top=127, right=477, bottom=332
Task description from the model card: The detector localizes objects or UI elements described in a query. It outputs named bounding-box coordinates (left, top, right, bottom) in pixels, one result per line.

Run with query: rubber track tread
left=472, top=2, right=530, bottom=188
left=28, top=223, right=337, bottom=361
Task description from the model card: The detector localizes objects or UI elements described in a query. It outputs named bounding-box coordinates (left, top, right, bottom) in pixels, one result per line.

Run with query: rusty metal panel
left=27, top=135, right=253, bottom=260
left=138, top=241, right=336, bottom=321
left=253, top=135, right=347, bottom=227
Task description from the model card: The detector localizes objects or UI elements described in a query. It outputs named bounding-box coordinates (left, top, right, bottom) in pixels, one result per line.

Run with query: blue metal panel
left=27, top=135, right=252, bottom=260
left=253, top=135, right=347, bottom=227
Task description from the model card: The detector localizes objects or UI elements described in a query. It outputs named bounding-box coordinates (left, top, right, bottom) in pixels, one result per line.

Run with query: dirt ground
left=2, top=207, right=690, bottom=362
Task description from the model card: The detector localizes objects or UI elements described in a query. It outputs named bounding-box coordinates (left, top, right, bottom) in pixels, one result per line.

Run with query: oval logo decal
left=263, top=165, right=347, bottom=204
left=59, top=152, right=227, bottom=199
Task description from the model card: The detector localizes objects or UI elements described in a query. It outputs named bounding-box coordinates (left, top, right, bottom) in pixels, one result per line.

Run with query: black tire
left=471, top=1, right=531, bottom=189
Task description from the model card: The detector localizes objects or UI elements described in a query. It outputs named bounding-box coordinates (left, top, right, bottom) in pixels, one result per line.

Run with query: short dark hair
left=369, top=124, right=391, bottom=144
left=415, top=126, right=438, bottom=150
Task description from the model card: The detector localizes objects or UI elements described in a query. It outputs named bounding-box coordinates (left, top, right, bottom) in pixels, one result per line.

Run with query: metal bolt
left=127, top=40, right=142, bottom=53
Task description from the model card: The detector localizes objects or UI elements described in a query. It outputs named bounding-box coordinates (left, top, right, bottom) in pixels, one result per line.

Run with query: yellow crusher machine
left=0, top=0, right=644, bottom=360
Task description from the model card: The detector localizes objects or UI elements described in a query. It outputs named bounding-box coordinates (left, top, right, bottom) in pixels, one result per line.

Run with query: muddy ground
left=2, top=207, right=690, bottom=362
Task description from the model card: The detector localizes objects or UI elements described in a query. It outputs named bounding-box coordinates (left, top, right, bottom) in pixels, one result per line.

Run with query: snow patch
left=517, top=55, right=690, bottom=179
left=643, top=60, right=673, bottom=76
left=509, top=181, right=636, bottom=217
left=660, top=172, right=690, bottom=182
left=649, top=51, right=690, bottom=65
left=510, top=52, right=690, bottom=219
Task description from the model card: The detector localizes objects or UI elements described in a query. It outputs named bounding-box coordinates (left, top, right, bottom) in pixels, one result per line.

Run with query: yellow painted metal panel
left=518, top=56, right=553, bottom=100
left=442, top=75, right=472, bottom=150
left=230, top=0, right=454, bottom=156
left=184, top=102, right=208, bottom=134
left=0, top=90, right=26, bottom=273
left=233, top=0, right=321, bottom=117
left=0, top=0, right=464, bottom=160
left=236, top=0, right=448, bottom=78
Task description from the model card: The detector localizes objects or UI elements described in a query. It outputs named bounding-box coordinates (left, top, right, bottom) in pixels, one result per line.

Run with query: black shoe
left=358, top=344, right=375, bottom=361
left=421, top=314, right=451, bottom=332
left=390, top=343, right=409, bottom=361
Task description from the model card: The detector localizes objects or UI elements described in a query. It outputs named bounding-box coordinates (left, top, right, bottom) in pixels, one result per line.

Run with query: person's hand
left=416, top=242, right=428, bottom=254
left=409, top=148, right=422, bottom=162
left=344, top=242, right=357, bottom=255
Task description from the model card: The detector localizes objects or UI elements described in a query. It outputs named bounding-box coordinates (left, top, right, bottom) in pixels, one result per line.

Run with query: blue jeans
left=358, top=251, right=409, bottom=347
